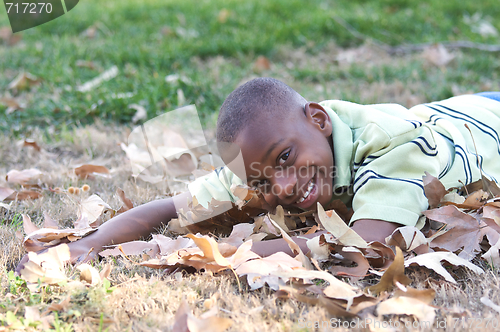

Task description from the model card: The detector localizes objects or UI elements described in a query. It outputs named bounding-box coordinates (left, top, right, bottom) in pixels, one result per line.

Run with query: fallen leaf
left=23, top=214, right=39, bottom=234
left=6, top=168, right=43, bottom=185
left=329, top=246, right=370, bottom=280
left=253, top=56, right=271, bottom=72
left=19, top=244, right=70, bottom=287
left=129, top=104, right=148, bottom=123
left=422, top=43, right=455, bottom=67
left=480, top=297, right=500, bottom=314
left=43, top=295, right=71, bottom=313
left=0, top=95, right=25, bottom=114
left=77, top=263, right=101, bottom=285
left=173, top=300, right=232, bottom=332
left=366, top=247, right=410, bottom=296
left=22, top=139, right=41, bottom=151
left=6, top=190, right=43, bottom=201
left=394, top=286, right=436, bottom=305
left=116, top=188, right=134, bottom=213
left=7, top=71, right=40, bottom=91
left=185, top=234, right=231, bottom=267
left=423, top=172, right=448, bottom=208
left=235, top=252, right=304, bottom=290
left=377, top=296, right=436, bottom=323
left=74, top=164, right=110, bottom=179
left=424, top=205, right=483, bottom=260
left=218, top=223, right=255, bottom=247
left=0, top=26, right=22, bottom=45
left=77, top=194, right=112, bottom=227
left=385, top=226, right=429, bottom=252
left=23, top=226, right=97, bottom=252
left=268, top=207, right=313, bottom=270
left=317, top=204, right=368, bottom=248
left=43, top=211, right=59, bottom=229
left=404, top=251, right=484, bottom=283
left=0, top=186, right=15, bottom=201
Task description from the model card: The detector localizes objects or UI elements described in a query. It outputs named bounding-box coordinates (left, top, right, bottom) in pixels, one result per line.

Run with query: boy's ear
left=304, top=102, right=332, bottom=136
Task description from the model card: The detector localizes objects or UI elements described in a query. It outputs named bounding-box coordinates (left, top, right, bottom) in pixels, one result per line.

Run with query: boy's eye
left=278, top=151, right=290, bottom=166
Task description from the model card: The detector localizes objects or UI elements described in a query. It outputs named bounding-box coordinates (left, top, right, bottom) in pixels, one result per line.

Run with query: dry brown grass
left=2, top=73, right=500, bottom=331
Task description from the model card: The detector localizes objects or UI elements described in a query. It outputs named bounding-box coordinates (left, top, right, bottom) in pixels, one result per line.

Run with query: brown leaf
left=218, top=223, right=255, bottom=248
left=424, top=205, right=483, bottom=260
left=23, top=139, right=41, bottom=151
left=365, top=241, right=395, bottom=269
left=23, top=227, right=97, bottom=252
left=0, top=95, right=25, bottom=114
left=116, top=188, right=134, bottom=213
left=23, top=214, right=40, bottom=235
left=329, top=246, right=370, bottom=280
left=366, top=247, right=410, bottom=296
left=0, top=186, right=15, bottom=201
left=253, top=56, right=271, bottom=72
left=77, top=194, right=112, bottom=227
left=235, top=252, right=304, bottom=290
left=377, top=296, right=436, bottom=323
left=0, top=26, right=22, bottom=45
left=77, top=263, right=101, bottom=285
left=8, top=190, right=43, bottom=201
left=99, top=264, right=113, bottom=280
left=173, top=300, right=232, bottom=332
left=423, top=172, right=448, bottom=208
left=185, top=234, right=231, bottom=267
left=7, top=71, right=40, bottom=91
left=385, top=226, right=429, bottom=252
left=6, top=168, right=42, bottom=185
left=74, top=164, right=110, bottom=179
left=44, top=295, right=71, bottom=313
left=43, top=211, right=59, bottom=229
left=268, top=207, right=313, bottom=270
left=317, top=204, right=368, bottom=248
left=463, top=189, right=489, bottom=208
left=394, top=286, right=436, bottom=305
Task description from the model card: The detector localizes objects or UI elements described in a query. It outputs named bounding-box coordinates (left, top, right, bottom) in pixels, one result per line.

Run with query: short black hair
left=216, top=77, right=305, bottom=143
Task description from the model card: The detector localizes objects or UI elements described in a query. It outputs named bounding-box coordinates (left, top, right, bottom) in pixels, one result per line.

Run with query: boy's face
left=229, top=102, right=335, bottom=211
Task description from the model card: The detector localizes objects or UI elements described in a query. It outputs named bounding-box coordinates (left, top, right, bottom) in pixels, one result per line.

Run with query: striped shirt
left=188, top=95, right=500, bottom=227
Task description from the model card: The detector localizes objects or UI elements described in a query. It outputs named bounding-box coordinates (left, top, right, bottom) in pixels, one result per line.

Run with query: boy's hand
left=15, top=192, right=190, bottom=275
left=350, top=218, right=400, bottom=243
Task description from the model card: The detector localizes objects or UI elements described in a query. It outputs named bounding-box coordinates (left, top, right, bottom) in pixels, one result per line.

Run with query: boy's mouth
left=295, top=172, right=318, bottom=208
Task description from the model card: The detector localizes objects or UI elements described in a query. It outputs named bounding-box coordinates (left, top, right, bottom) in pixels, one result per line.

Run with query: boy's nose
left=272, top=171, right=297, bottom=202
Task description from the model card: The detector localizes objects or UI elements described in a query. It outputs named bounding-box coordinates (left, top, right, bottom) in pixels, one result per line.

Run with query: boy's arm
left=16, top=192, right=192, bottom=271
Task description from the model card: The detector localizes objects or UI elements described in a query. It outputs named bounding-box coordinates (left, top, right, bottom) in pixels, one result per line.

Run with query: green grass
left=0, top=0, right=499, bottom=134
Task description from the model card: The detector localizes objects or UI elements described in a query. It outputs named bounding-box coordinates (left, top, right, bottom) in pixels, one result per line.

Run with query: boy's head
left=216, top=77, right=335, bottom=211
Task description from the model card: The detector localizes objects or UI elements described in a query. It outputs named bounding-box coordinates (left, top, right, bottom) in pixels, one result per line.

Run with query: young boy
left=16, top=78, right=500, bottom=267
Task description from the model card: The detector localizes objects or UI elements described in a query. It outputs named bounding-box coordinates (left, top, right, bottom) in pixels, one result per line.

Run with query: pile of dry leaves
left=9, top=161, right=500, bottom=330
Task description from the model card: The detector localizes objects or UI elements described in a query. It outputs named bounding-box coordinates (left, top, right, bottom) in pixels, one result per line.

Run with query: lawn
left=1, top=0, right=500, bottom=330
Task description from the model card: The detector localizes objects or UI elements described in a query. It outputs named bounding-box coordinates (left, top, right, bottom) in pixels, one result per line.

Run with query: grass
left=0, top=0, right=499, bottom=135
left=2, top=0, right=500, bottom=330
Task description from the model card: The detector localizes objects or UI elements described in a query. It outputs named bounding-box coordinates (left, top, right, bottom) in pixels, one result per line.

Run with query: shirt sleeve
left=349, top=121, right=443, bottom=227
left=187, top=166, right=244, bottom=208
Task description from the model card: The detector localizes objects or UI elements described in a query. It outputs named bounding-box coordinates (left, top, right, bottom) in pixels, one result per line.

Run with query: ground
left=1, top=0, right=500, bottom=331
